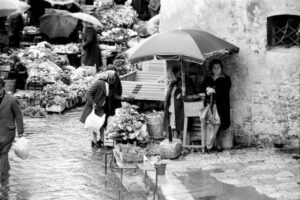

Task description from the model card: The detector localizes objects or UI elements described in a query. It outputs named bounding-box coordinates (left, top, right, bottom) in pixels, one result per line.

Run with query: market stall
left=128, top=29, right=240, bottom=152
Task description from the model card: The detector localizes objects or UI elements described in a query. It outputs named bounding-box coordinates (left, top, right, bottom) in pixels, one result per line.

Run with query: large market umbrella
left=129, top=29, right=239, bottom=64
left=0, top=0, right=30, bottom=17
left=128, top=29, right=239, bottom=95
left=39, top=9, right=78, bottom=39
left=69, top=12, right=103, bottom=28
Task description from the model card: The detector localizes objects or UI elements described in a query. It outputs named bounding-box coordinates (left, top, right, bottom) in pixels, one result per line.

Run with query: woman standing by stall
left=200, top=59, right=231, bottom=151
left=80, top=70, right=125, bottom=148
left=81, top=25, right=102, bottom=72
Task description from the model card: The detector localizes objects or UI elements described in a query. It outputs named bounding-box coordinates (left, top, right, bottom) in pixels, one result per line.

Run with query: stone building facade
left=160, top=0, right=300, bottom=146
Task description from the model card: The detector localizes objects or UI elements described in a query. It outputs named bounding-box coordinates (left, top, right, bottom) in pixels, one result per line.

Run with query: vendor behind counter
left=8, top=56, right=28, bottom=90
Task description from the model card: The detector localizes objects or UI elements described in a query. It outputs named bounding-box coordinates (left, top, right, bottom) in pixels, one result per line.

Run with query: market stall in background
left=0, top=0, right=159, bottom=116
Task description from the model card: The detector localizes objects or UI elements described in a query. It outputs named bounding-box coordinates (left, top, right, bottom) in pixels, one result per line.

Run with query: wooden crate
left=120, top=71, right=166, bottom=101
left=26, top=82, right=43, bottom=91
left=120, top=60, right=167, bottom=101
left=114, top=147, right=143, bottom=163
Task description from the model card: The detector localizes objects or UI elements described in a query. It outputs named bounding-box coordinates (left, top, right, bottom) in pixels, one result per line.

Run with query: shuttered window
left=267, top=15, right=300, bottom=48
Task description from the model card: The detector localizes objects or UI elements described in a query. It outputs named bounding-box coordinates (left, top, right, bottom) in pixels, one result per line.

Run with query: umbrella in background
left=69, top=12, right=103, bottom=28
left=128, top=29, right=239, bottom=95
left=39, top=9, right=78, bottom=38
left=44, top=0, right=75, bottom=5
left=0, top=0, right=30, bottom=17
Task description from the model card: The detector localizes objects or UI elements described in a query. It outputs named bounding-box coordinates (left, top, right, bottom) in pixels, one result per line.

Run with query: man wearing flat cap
left=0, top=77, right=24, bottom=182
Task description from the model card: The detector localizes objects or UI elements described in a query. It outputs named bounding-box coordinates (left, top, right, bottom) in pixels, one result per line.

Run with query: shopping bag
left=14, top=137, right=30, bottom=160
left=84, top=108, right=106, bottom=132
left=199, top=103, right=220, bottom=149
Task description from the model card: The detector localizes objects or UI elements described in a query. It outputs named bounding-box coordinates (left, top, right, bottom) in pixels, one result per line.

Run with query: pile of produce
left=101, top=28, right=138, bottom=42
left=93, top=4, right=138, bottom=31
left=132, top=21, right=149, bottom=37
left=100, top=44, right=118, bottom=57
left=14, top=90, right=41, bottom=100
left=106, top=54, right=133, bottom=76
left=26, top=60, right=62, bottom=84
left=23, top=106, right=47, bottom=118
left=17, top=43, right=69, bottom=67
left=0, top=54, right=11, bottom=66
left=40, top=82, right=73, bottom=107
left=69, top=75, right=95, bottom=97
left=23, top=26, right=39, bottom=34
left=105, top=102, right=150, bottom=146
left=52, top=43, right=80, bottom=54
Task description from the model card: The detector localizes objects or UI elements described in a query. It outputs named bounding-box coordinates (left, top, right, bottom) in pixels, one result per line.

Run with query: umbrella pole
left=181, top=58, right=186, bottom=96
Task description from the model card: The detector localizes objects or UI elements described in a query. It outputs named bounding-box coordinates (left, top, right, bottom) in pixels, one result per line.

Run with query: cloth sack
left=84, top=108, right=106, bottom=132
left=14, top=137, right=30, bottom=160
left=199, top=103, right=220, bottom=149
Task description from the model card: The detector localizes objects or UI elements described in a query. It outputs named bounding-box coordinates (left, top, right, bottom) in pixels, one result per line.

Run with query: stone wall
left=160, top=0, right=300, bottom=146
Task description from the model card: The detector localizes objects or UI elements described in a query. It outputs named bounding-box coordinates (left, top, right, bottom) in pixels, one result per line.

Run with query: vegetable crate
left=120, top=60, right=167, bottom=101
left=114, top=145, right=144, bottom=163
left=26, top=82, right=43, bottom=91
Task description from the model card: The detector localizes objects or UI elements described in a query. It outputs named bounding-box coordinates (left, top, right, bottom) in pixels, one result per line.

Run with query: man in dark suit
left=0, top=77, right=24, bottom=183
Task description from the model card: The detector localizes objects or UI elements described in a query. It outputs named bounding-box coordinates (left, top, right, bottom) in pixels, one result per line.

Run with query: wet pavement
left=1, top=106, right=299, bottom=200
left=143, top=148, right=300, bottom=200
left=175, top=169, right=275, bottom=200
left=1, top=107, right=149, bottom=200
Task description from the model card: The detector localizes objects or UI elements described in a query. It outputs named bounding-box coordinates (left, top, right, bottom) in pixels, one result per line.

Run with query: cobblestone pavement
left=144, top=148, right=300, bottom=200
left=0, top=107, right=149, bottom=200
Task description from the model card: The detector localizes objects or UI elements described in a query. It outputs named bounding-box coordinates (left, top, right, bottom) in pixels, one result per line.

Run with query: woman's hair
left=209, top=59, right=223, bottom=71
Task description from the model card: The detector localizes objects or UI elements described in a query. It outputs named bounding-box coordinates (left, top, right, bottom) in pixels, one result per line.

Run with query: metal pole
left=154, top=168, right=158, bottom=200
left=104, top=153, right=107, bottom=187
left=119, top=168, right=123, bottom=200
left=181, top=58, right=186, bottom=96
left=105, top=153, right=107, bottom=174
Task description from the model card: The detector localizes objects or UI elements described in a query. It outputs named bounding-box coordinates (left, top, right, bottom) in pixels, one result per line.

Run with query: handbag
left=199, top=95, right=221, bottom=149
